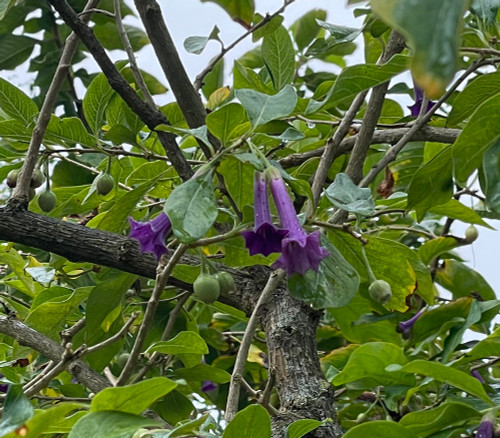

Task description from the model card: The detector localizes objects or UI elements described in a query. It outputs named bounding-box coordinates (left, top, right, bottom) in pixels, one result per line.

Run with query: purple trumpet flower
left=471, top=369, right=486, bottom=384
left=128, top=212, right=171, bottom=261
left=476, top=415, right=495, bottom=438
left=241, top=172, right=289, bottom=257
left=201, top=380, right=217, bottom=392
left=408, top=85, right=434, bottom=117
left=266, top=168, right=329, bottom=277
left=397, top=309, right=424, bottom=337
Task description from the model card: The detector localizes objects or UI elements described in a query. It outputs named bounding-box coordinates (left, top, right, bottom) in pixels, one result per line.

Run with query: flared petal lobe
left=128, top=212, right=171, bottom=260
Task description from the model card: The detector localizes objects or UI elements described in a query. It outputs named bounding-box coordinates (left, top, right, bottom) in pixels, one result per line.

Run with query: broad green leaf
left=480, top=139, right=500, bottom=213
left=121, top=67, right=167, bottom=96
left=223, top=404, right=271, bottom=438
left=448, top=72, right=500, bottom=126
left=83, top=72, right=115, bottom=136
left=93, top=23, right=149, bottom=52
left=146, top=331, right=209, bottom=355
left=25, top=266, right=56, bottom=284
left=429, top=199, right=493, bottom=228
left=222, top=235, right=277, bottom=267
left=91, top=377, right=177, bottom=414
left=399, top=402, right=481, bottom=436
left=45, top=116, right=97, bottom=149
left=464, top=325, right=500, bottom=363
left=288, top=236, right=359, bottom=308
left=0, top=77, right=38, bottom=126
left=332, top=342, right=414, bottom=387
left=202, top=59, right=224, bottom=100
left=236, top=85, right=298, bottom=128
left=184, top=26, right=220, bottom=55
left=163, top=168, right=218, bottom=243
left=470, top=0, right=499, bottom=25
left=407, top=147, right=453, bottom=221
left=106, top=93, right=144, bottom=136
left=153, top=390, right=194, bottom=425
left=0, top=34, right=36, bottom=70
left=0, top=245, right=37, bottom=296
left=452, top=94, right=500, bottom=184
left=394, top=360, right=492, bottom=403
left=436, top=259, right=496, bottom=301
left=167, top=413, right=210, bottom=437
left=206, top=103, right=249, bottom=146
left=286, top=419, right=323, bottom=438
left=0, top=0, right=15, bottom=20
left=218, top=155, right=254, bottom=209
left=290, top=9, right=327, bottom=51
left=262, top=25, right=295, bottom=91
left=306, top=21, right=361, bottom=56
left=370, top=0, right=468, bottom=98
left=67, top=411, right=160, bottom=438
left=325, top=173, right=375, bottom=217
left=201, top=0, right=254, bottom=27
left=343, top=421, right=413, bottom=438
left=172, top=363, right=231, bottom=383
left=85, top=273, right=137, bottom=343
left=418, top=237, right=460, bottom=265
left=306, top=54, right=408, bottom=113
left=0, top=384, right=34, bottom=437
left=233, top=60, right=273, bottom=93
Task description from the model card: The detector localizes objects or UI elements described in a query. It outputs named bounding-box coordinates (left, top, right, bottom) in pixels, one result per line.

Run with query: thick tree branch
left=47, top=0, right=193, bottom=181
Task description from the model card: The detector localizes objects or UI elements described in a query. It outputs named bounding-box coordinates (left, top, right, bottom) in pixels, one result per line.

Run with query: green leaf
left=262, top=25, right=295, bottom=91
left=288, top=235, right=359, bottom=309
left=201, top=0, right=254, bottom=27
left=146, top=331, right=209, bottom=355
left=370, top=0, right=469, bottom=98
left=236, top=85, right=298, bottom=128
left=0, top=384, right=34, bottom=436
left=0, top=34, right=37, bottom=70
left=470, top=0, right=499, bottom=25
left=184, top=26, right=220, bottom=54
left=202, top=59, right=224, bottom=100
left=307, top=54, right=408, bottom=113
left=222, top=235, right=278, bottom=267
left=153, top=390, right=194, bottom=426
left=0, top=245, right=37, bottom=297
left=343, top=421, right=413, bottom=438
left=332, top=342, right=415, bottom=388
left=448, top=72, right=500, bottom=127
left=218, top=155, right=254, bottom=209
left=45, top=116, right=97, bottom=149
left=85, top=273, right=137, bottom=343
left=480, top=139, right=500, bottom=213
left=407, top=147, right=453, bottom=220
left=67, top=411, right=160, bottom=438
left=0, top=77, right=38, bottom=126
left=223, top=404, right=271, bottom=438
left=83, top=72, right=115, bottom=136
left=400, top=402, right=481, bottom=436
left=464, top=325, right=500, bottom=363
left=167, top=413, right=210, bottom=437
left=0, top=0, right=15, bottom=20
left=452, top=94, right=500, bottom=184
left=91, top=377, right=177, bottom=414
left=93, top=23, right=149, bottom=52
left=430, top=199, right=493, bottom=228
left=173, top=363, right=231, bottom=384
left=163, top=168, right=218, bottom=243
left=325, top=173, right=375, bottom=217
left=394, top=360, right=492, bottom=403
left=286, top=419, right=323, bottom=438
left=290, top=9, right=327, bottom=51
left=418, top=237, right=460, bottom=265
left=206, top=103, right=249, bottom=146
left=306, top=21, right=361, bottom=56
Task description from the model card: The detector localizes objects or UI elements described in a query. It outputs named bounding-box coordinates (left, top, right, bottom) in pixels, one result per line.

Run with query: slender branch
left=365, top=225, right=437, bottom=239
left=279, top=126, right=462, bottom=169
left=225, top=269, right=285, bottom=422
left=11, top=0, right=100, bottom=203
left=47, top=0, right=193, bottom=181
left=60, top=317, right=86, bottom=344
left=359, top=57, right=493, bottom=187
left=193, top=0, right=296, bottom=91
left=116, top=244, right=188, bottom=385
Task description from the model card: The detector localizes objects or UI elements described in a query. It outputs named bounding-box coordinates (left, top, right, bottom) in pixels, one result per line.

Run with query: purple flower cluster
left=128, top=212, right=172, bottom=261
left=242, top=168, right=329, bottom=277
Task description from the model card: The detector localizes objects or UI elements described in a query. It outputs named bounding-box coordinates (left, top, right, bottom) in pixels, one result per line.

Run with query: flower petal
left=128, top=213, right=171, bottom=260
left=242, top=222, right=289, bottom=257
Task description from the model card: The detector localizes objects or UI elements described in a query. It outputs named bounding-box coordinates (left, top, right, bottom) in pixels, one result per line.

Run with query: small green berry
left=464, top=225, right=479, bottom=243
left=30, top=169, right=45, bottom=188
left=368, top=279, right=392, bottom=304
left=37, top=190, right=57, bottom=212
left=193, top=274, right=220, bottom=304
left=214, top=271, right=235, bottom=296
left=6, top=170, right=19, bottom=188
left=95, top=173, right=115, bottom=196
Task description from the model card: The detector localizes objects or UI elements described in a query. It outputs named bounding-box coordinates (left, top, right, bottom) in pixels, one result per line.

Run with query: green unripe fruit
left=95, top=173, right=115, bottom=196
left=356, top=413, right=368, bottom=423
left=368, top=279, right=392, bottom=304
left=214, top=271, right=235, bottom=296
left=464, top=224, right=479, bottom=243
left=30, top=169, right=45, bottom=188
left=37, top=190, right=57, bottom=212
left=193, top=274, right=220, bottom=304
left=6, top=170, right=19, bottom=188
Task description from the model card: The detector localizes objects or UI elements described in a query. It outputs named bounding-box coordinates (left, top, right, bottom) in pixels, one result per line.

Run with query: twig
left=359, top=57, right=493, bottom=188
left=188, top=226, right=246, bottom=247
left=60, top=317, right=86, bottom=344
left=459, top=47, right=500, bottom=57
left=193, top=0, right=296, bottom=91
left=365, top=225, right=437, bottom=239
left=131, top=291, right=191, bottom=383
left=116, top=244, right=188, bottom=385
left=225, top=269, right=285, bottom=422
left=311, top=220, right=368, bottom=244
left=10, top=0, right=100, bottom=204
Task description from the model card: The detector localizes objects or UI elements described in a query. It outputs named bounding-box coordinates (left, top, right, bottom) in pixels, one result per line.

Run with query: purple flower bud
left=397, top=309, right=424, bottom=336
left=266, top=168, right=329, bottom=276
left=471, top=369, right=486, bottom=384
left=201, top=380, right=217, bottom=392
left=128, top=212, right=171, bottom=261
left=476, top=418, right=495, bottom=438
left=241, top=172, right=288, bottom=257
left=408, top=85, right=434, bottom=117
